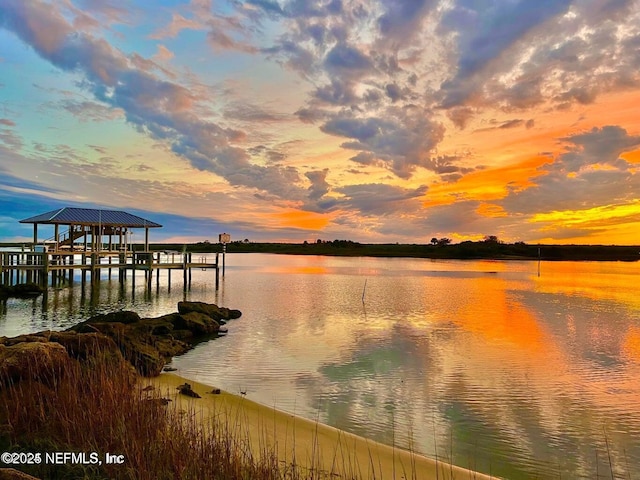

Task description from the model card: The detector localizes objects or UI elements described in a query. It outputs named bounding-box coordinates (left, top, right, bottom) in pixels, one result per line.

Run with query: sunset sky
left=1, top=0, right=640, bottom=244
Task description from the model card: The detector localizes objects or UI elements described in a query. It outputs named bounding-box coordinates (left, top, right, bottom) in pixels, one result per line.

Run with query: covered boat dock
left=1, top=207, right=219, bottom=290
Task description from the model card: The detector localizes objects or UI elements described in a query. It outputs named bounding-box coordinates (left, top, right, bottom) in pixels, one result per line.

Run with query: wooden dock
left=0, top=249, right=220, bottom=291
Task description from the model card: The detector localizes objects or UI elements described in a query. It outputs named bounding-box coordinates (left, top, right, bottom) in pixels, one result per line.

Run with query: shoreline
left=145, top=372, right=498, bottom=480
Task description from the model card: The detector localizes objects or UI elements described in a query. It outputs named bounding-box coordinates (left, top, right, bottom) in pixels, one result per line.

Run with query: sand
left=144, top=373, right=498, bottom=480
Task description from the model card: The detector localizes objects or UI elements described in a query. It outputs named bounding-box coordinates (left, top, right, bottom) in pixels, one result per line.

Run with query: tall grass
left=2, top=348, right=434, bottom=480
left=0, top=350, right=340, bottom=480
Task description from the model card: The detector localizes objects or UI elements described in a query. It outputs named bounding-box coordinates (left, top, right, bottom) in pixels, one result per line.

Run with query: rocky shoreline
left=0, top=300, right=242, bottom=384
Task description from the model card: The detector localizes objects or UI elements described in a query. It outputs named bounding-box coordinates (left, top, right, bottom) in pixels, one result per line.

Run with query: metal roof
left=19, top=207, right=162, bottom=228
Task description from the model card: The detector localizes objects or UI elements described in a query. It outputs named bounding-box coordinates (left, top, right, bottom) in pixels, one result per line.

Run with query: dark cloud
left=499, top=119, right=525, bottom=129
left=262, top=40, right=317, bottom=76
left=60, top=100, right=124, bottom=122
left=447, top=107, right=475, bottom=129
left=332, top=183, right=428, bottom=216
left=313, top=79, right=358, bottom=106
left=305, top=168, right=330, bottom=201
left=436, top=0, right=640, bottom=113
left=247, top=145, right=288, bottom=163
left=224, top=101, right=289, bottom=123
left=439, top=0, right=573, bottom=108
left=246, top=0, right=285, bottom=17
left=324, top=42, right=372, bottom=72
left=320, top=108, right=445, bottom=178
left=499, top=126, right=640, bottom=215
left=377, top=0, right=438, bottom=46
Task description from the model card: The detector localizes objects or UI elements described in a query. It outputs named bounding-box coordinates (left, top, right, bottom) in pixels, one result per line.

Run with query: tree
left=484, top=235, right=500, bottom=243
left=437, top=237, right=451, bottom=246
left=430, top=237, right=438, bottom=245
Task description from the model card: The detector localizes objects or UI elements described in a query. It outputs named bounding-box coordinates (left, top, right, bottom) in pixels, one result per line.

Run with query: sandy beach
left=145, top=373, right=498, bottom=480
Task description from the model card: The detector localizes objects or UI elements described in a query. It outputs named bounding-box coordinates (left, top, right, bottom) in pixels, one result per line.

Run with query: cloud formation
left=1, top=0, right=640, bottom=243
left=0, top=0, right=309, bottom=204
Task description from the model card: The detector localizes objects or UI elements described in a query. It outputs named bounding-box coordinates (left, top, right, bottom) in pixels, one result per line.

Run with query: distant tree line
left=145, top=237, right=639, bottom=261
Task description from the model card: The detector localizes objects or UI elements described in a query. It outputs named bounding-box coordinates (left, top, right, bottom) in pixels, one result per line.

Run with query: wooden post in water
left=183, top=253, right=187, bottom=291
left=119, top=252, right=125, bottom=283
left=42, top=252, right=49, bottom=288
left=146, top=253, right=153, bottom=290
left=215, top=252, right=219, bottom=290
left=132, top=252, right=137, bottom=289
left=537, top=247, right=541, bottom=277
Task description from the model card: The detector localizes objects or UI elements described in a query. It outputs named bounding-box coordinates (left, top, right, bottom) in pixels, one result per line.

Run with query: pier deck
left=0, top=249, right=220, bottom=290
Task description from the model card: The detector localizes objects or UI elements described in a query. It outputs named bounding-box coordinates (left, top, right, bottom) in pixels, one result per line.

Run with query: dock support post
left=119, top=253, right=125, bottom=283
left=146, top=253, right=153, bottom=290
left=182, top=253, right=187, bottom=291
left=42, top=253, right=49, bottom=288
left=132, top=253, right=136, bottom=289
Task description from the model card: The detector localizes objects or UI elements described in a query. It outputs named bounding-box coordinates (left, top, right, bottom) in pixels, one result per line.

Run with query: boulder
left=0, top=468, right=41, bottom=480
left=0, top=334, right=50, bottom=347
left=0, top=342, right=70, bottom=387
left=172, top=312, right=220, bottom=335
left=0, top=283, right=44, bottom=299
left=1, top=301, right=241, bottom=378
left=85, top=310, right=141, bottom=324
left=47, top=331, right=122, bottom=362
left=178, top=301, right=227, bottom=321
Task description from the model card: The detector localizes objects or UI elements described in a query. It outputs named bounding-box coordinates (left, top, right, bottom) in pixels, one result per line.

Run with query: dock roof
left=19, top=207, right=162, bottom=228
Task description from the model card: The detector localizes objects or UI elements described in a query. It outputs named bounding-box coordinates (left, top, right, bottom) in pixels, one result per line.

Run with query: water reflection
left=2, top=254, right=639, bottom=479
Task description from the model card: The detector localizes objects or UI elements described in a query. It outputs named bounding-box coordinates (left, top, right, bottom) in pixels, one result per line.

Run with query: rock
left=209, top=388, right=221, bottom=395
left=120, top=339, right=165, bottom=377
left=85, top=310, right=141, bottom=324
left=177, top=301, right=228, bottom=322
left=172, top=312, right=220, bottom=335
left=0, top=334, right=50, bottom=346
left=0, top=342, right=70, bottom=387
left=0, top=468, right=41, bottom=480
left=177, top=383, right=201, bottom=398
left=47, top=331, right=122, bottom=362
left=0, top=283, right=44, bottom=299
left=218, top=307, right=242, bottom=320
left=1, top=301, right=240, bottom=379
left=163, top=366, right=177, bottom=372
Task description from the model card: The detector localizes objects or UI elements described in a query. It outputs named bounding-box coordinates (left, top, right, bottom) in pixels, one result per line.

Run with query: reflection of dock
left=3, top=206, right=220, bottom=290
left=0, top=250, right=220, bottom=290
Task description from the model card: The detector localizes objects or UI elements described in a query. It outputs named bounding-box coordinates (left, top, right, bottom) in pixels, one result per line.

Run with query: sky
left=1, top=0, right=640, bottom=245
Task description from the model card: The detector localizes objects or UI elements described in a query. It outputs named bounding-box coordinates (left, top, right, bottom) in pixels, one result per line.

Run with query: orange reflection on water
left=534, top=261, right=640, bottom=310
left=449, top=277, right=549, bottom=354
left=623, top=326, right=640, bottom=363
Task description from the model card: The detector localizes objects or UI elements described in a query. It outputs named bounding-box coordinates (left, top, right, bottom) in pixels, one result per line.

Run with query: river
left=1, top=253, right=639, bottom=479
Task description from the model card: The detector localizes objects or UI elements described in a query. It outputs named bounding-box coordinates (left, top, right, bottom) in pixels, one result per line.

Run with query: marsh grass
left=0, top=350, right=295, bottom=480
left=0, top=350, right=435, bottom=480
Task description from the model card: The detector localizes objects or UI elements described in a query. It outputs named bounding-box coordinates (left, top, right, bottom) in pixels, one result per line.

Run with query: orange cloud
left=530, top=201, right=640, bottom=228
left=424, top=155, right=549, bottom=207
left=476, top=203, right=508, bottom=218
left=621, top=149, right=640, bottom=164
left=270, top=209, right=331, bottom=230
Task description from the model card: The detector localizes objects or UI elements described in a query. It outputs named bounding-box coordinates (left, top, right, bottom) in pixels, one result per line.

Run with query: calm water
left=2, top=253, right=639, bottom=479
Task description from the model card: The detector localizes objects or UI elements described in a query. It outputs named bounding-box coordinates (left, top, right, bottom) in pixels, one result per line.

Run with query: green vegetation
left=148, top=238, right=640, bottom=262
